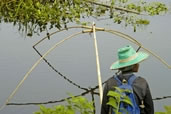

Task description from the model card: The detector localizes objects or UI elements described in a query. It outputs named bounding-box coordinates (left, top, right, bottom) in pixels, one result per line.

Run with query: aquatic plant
left=107, top=87, right=133, bottom=113
left=0, top=0, right=168, bottom=36
left=34, top=95, right=94, bottom=114
left=155, top=106, right=171, bottom=114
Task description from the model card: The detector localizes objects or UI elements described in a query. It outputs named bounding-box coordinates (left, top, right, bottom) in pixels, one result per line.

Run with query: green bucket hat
left=110, top=45, right=149, bottom=70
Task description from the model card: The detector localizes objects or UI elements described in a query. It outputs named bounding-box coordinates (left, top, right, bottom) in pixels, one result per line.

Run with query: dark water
left=0, top=13, right=171, bottom=113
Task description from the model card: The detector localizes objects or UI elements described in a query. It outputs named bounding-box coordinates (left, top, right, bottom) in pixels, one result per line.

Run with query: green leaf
left=66, top=108, right=75, bottom=114
left=164, top=106, right=171, bottom=111
left=107, top=90, right=121, bottom=100
left=34, top=112, right=41, bottom=114
left=122, top=89, right=132, bottom=93
left=155, top=112, right=166, bottom=114
left=39, top=105, right=47, bottom=112
left=0, top=0, right=168, bottom=36
left=114, top=87, right=123, bottom=93
left=107, top=97, right=118, bottom=109
left=164, top=105, right=171, bottom=114
left=122, top=96, right=133, bottom=106
left=111, top=0, right=115, bottom=6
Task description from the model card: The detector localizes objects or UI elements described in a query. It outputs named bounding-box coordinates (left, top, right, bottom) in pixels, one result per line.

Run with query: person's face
left=132, top=64, right=139, bottom=72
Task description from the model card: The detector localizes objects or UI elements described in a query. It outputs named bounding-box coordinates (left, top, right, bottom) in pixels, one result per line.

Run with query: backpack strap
left=127, top=74, right=137, bottom=85
left=114, top=76, right=122, bottom=86
left=114, top=74, right=137, bottom=86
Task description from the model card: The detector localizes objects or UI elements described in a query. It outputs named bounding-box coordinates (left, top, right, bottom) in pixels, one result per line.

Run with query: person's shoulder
left=106, top=76, right=115, bottom=83
left=134, top=75, right=148, bottom=84
left=136, top=76, right=146, bottom=81
left=105, top=76, right=117, bottom=85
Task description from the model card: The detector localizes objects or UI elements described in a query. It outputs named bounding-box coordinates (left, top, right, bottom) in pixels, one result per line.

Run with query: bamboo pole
left=92, top=22, right=103, bottom=104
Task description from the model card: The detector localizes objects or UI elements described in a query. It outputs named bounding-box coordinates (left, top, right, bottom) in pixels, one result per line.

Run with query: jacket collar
left=117, top=71, right=134, bottom=81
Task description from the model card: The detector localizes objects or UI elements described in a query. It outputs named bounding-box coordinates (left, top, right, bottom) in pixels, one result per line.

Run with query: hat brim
left=110, top=52, right=149, bottom=70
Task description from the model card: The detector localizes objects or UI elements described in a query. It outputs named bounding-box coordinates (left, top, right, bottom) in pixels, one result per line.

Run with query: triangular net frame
left=0, top=24, right=170, bottom=112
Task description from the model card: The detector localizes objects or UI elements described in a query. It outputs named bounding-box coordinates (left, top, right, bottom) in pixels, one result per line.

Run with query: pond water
left=0, top=11, right=171, bottom=114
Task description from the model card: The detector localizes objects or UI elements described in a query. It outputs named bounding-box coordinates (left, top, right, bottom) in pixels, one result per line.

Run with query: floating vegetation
left=0, top=0, right=168, bottom=36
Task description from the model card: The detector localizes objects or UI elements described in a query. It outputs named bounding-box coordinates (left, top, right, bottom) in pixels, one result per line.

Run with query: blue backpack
left=112, top=74, right=140, bottom=114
